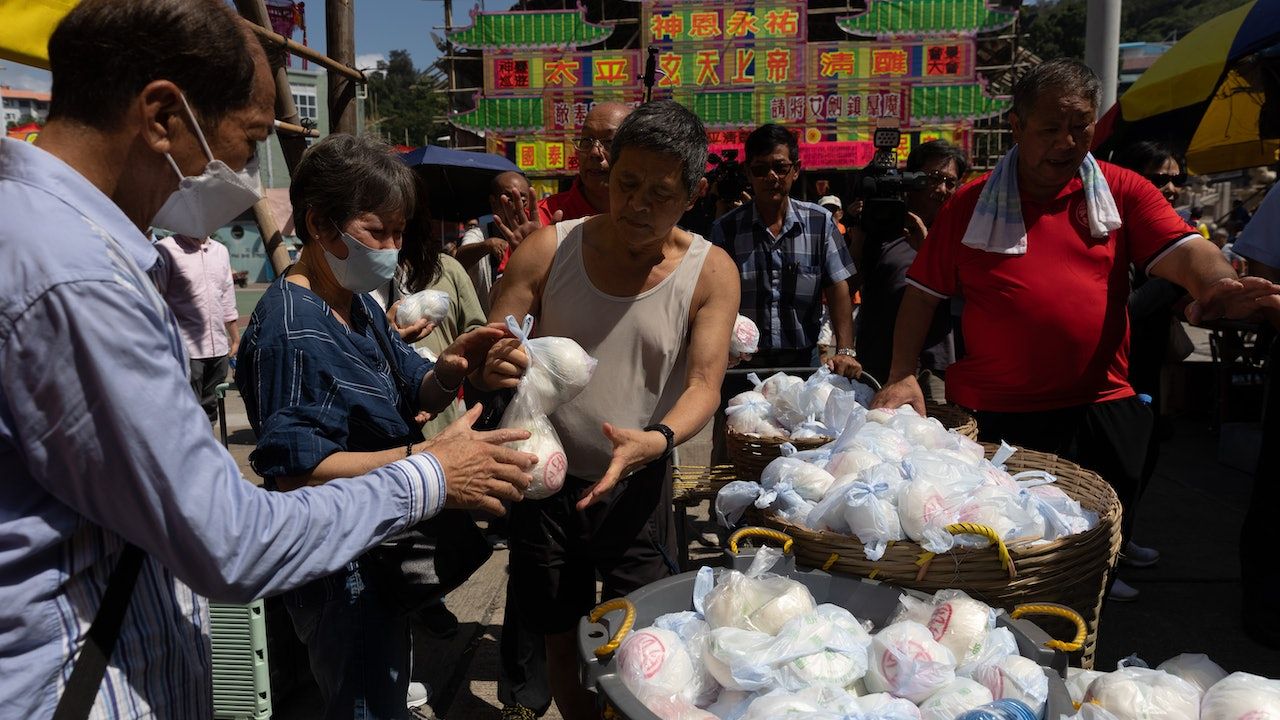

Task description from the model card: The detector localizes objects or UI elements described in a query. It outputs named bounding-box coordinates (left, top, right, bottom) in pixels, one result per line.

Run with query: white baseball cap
left=818, top=195, right=842, bottom=210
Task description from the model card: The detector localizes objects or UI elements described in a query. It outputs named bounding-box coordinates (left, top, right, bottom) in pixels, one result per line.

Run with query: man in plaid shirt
left=711, top=124, right=861, bottom=382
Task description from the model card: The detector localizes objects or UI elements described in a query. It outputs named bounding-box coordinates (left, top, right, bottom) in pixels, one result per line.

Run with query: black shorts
left=508, top=460, right=679, bottom=635
left=971, top=395, right=1153, bottom=539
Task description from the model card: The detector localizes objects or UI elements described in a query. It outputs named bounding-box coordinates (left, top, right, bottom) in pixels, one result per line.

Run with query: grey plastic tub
left=579, top=549, right=1074, bottom=720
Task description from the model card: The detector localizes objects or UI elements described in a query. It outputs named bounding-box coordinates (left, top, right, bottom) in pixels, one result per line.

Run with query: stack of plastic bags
left=1063, top=653, right=1280, bottom=720
left=725, top=370, right=877, bottom=443
left=497, top=314, right=598, bottom=499
left=717, top=407, right=1098, bottom=561
left=615, top=551, right=1051, bottom=720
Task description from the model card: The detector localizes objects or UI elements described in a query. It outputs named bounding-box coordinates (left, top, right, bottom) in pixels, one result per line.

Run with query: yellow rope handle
left=588, top=598, right=637, bottom=659
left=945, top=522, right=1017, bottom=579
left=727, top=526, right=794, bottom=554
left=1011, top=603, right=1087, bottom=653
left=822, top=552, right=839, bottom=571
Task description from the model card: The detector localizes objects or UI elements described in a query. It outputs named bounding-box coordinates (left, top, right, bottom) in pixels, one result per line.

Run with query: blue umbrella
left=398, top=145, right=521, bottom=222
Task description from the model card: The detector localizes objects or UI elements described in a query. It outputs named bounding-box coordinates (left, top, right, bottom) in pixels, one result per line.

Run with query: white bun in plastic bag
left=758, top=372, right=803, bottom=402
left=978, top=655, right=1049, bottom=719
left=729, top=390, right=769, bottom=408
left=395, top=289, right=451, bottom=327
left=761, top=456, right=836, bottom=503
left=731, top=314, right=760, bottom=358
left=1200, top=672, right=1280, bottom=720
left=856, top=692, right=925, bottom=720
left=748, top=581, right=817, bottom=636
left=924, top=593, right=995, bottom=665
left=918, top=678, right=994, bottom=720
left=1066, top=668, right=1105, bottom=706
left=503, top=415, right=567, bottom=500
left=1083, top=666, right=1201, bottom=720
left=864, top=621, right=957, bottom=703
left=826, top=447, right=883, bottom=478
left=1156, top=653, right=1229, bottom=694
left=616, top=627, right=696, bottom=704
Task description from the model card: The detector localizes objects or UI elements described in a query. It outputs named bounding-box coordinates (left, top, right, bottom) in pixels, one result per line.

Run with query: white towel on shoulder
left=961, top=145, right=1122, bottom=255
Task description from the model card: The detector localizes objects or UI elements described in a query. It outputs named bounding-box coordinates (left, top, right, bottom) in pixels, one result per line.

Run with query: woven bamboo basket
left=754, top=444, right=1122, bottom=668
left=672, top=464, right=737, bottom=505
left=725, top=402, right=978, bottom=482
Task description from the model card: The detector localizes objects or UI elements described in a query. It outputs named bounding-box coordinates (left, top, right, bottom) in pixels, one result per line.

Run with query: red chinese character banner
left=643, top=4, right=806, bottom=47
left=807, top=42, right=973, bottom=83
left=485, top=51, right=644, bottom=92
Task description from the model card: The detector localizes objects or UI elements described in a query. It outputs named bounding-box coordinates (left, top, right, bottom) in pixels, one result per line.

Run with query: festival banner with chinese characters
left=453, top=0, right=1008, bottom=174
left=644, top=4, right=806, bottom=46
left=806, top=41, right=974, bottom=83
left=484, top=50, right=643, bottom=93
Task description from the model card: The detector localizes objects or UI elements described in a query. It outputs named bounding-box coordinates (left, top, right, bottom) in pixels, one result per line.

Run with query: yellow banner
left=0, top=0, right=77, bottom=69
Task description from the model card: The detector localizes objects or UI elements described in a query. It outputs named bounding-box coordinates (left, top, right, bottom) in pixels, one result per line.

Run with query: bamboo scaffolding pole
left=238, top=16, right=365, bottom=84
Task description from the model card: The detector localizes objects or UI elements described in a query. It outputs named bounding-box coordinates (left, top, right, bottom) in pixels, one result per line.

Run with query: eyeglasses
left=926, top=173, right=960, bottom=190
left=574, top=136, right=613, bottom=154
left=1145, top=172, right=1187, bottom=188
left=747, top=161, right=795, bottom=178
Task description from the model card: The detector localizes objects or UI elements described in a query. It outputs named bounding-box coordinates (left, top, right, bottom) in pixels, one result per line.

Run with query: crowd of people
left=2, top=2, right=1279, bottom=720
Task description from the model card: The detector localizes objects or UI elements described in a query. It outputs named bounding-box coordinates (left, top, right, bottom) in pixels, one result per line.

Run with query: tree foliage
left=363, top=49, right=448, bottom=147
left=1022, top=0, right=1251, bottom=62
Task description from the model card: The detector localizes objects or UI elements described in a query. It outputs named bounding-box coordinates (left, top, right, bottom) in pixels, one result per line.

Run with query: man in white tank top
left=474, top=101, right=741, bottom=720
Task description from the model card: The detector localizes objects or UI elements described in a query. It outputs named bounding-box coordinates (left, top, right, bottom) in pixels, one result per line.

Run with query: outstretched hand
left=576, top=423, right=667, bottom=511
left=1185, top=276, right=1280, bottom=325
left=493, top=188, right=554, bottom=250
left=425, top=404, right=538, bottom=517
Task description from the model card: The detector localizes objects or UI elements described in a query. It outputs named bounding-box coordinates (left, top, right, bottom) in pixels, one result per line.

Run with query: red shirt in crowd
left=907, top=162, right=1197, bottom=413
left=537, top=178, right=599, bottom=226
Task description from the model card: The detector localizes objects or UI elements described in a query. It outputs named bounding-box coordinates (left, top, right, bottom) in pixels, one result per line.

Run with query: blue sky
left=0, top=0, right=469, bottom=93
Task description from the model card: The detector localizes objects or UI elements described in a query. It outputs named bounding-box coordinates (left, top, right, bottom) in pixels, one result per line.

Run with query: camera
left=848, top=127, right=931, bottom=241
left=707, top=149, right=750, bottom=207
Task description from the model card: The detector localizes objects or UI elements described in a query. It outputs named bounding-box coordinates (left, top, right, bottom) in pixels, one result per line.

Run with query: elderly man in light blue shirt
left=0, top=2, right=532, bottom=718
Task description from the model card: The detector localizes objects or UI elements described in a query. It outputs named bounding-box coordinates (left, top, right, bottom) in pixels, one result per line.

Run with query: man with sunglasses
left=536, top=102, right=633, bottom=226
left=711, top=123, right=860, bottom=382
left=850, top=140, right=970, bottom=390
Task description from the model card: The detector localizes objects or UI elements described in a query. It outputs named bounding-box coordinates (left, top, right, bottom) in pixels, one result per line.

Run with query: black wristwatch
left=643, top=423, right=676, bottom=459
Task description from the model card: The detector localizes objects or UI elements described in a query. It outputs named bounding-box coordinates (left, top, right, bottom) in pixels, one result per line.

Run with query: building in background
left=1118, top=41, right=1173, bottom=95
left=1, top=86, right=50, bottom=127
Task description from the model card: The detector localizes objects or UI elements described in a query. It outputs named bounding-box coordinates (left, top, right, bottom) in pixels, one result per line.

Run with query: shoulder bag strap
left=52, top=543, right=145, bottom=720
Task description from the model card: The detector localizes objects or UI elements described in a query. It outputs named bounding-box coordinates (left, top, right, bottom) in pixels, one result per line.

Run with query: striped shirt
left=236, top=278, right=436, bottom=481
left=0, top=137, right=445, bottom=719
left=711, top=198, right=855, bottom=351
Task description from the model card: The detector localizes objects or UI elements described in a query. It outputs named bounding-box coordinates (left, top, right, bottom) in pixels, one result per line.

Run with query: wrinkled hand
left=1185, top=276, right=1280, bottom=324
left=476, top=336, right=529, bottom=390
left=826, top=353, right=863, bottom=380
left=871, top=374, right=925, bottom=415
left=576, top=423, right=668, bottom=511
left=386, top=300, right=435, bottom=344
left=493, top=188, right=548, bottom=250
left=436, top=322, right=508, bottom=389
left=425, top=404, right=537, bottom=516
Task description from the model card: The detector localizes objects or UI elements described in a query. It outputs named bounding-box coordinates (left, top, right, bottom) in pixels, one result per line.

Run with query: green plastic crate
left=210, top=600, right=272, bottom=720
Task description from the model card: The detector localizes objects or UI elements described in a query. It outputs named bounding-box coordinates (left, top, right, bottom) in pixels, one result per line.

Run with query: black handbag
left=360, top=301, right=493, bottom=612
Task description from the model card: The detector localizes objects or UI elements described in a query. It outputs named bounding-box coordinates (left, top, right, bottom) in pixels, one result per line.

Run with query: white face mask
left=151, top=91, right=262, bottom=238
left=323, top=223, right=401, bottom=294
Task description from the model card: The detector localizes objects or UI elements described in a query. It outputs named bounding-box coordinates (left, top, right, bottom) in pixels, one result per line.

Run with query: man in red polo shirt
left=537, top=102, right=633, bottom=225
left=873, top=59, right=1280, bottom=600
